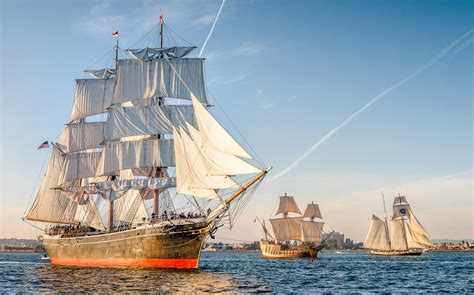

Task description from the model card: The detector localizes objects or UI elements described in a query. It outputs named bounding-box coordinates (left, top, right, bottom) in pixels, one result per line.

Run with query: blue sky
left=1, top=0, right=472, bottom=241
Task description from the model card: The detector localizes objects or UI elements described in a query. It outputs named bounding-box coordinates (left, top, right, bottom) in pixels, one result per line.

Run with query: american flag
left=37, top=141, right=49, bottom=150
left=112, top=31, right=119, bottom=38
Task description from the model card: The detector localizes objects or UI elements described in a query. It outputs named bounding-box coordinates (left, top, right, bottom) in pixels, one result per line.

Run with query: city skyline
left=1, top=0, right=472, bottom=242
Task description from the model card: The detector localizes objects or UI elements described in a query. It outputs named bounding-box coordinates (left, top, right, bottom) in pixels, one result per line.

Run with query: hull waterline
left=43, top=221, right=211, bottom=269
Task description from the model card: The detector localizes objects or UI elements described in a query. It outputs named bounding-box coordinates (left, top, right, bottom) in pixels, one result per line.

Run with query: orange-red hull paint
left=50, top=257, right=199, bottom=269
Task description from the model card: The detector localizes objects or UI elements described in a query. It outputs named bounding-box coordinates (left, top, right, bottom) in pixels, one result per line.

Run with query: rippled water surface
left=1, top=251, right=472, bottom=293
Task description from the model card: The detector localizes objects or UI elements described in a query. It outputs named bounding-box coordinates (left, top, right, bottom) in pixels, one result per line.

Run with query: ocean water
left=0, top=251, right=472, bottom=293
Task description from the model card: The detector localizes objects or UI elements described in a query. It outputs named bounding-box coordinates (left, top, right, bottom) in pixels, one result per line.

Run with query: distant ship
left=257, top=194, right=332, bottom=259
left=24, top=13, right=270, bottom=269
left=363, top=194, right=432, bottom=256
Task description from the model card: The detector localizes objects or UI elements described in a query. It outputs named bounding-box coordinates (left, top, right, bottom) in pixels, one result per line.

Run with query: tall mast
left=153, top=10, right=165, bottom=220
left=109, top=31, right=119, bottom=233
left=398, top=193, right=410, bottom=249
left=381, top=191, right=391, bottom=250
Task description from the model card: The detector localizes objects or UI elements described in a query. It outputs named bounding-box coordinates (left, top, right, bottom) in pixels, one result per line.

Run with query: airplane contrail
left=269, top=29, right=474, bottom=182
left=198, top=0, right=226, bottom=58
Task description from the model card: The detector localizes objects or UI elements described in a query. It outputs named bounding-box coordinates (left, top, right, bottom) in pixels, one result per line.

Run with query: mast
left=153, top=10, right=165, bottom=220
left=109, top=32, right=120, bottom=233
left=398, top=193, right=410, bottom=249
left=381, top=191, right=391, bottom=250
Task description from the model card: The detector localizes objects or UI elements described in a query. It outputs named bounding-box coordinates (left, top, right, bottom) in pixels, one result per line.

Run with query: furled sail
left=69, top=79, right=115, bottom=122
left=57, top=122, right=106, bottom=153
left=407, top=208, right=432, bottom=248
left=270, top=217, right=303, bottom=242
left=95, top=139, right=175, bottom=177
left=127, top=46, right=196, bottom=60
left=112, top=58, right=207, bottom=105
left=104, top=104, right=195, bottom=141
left=58, top=151, right=102, bottom=185
left=301, top=220, right=324, bottom=243
left=26, top=150, right=78, bottom=224
left=303, top=202, right=322, bottom=219
left=275, top=194, right=302, bottom=216
left=363, top=215, right=390, bottom=250
left=191, top=94, right=251, bottom=159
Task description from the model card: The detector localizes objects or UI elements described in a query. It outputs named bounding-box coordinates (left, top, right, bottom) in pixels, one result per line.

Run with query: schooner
left=363, top=194, right=432, bottom=256
left=257, top=194, right=332, bottom=259
left=24, top=14, right=270, bottom=268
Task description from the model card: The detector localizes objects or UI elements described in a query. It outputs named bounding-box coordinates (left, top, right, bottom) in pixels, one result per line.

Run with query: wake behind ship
left=24, top=14, right=269, bottom=269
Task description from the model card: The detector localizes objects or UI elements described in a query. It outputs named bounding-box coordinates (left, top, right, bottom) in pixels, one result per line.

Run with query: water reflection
left=23, top=264, right=236, bottom=293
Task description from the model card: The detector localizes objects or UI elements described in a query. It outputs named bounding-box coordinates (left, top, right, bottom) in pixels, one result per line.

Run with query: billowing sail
left=95, top=139, right=175, bottom=177
left=73, top=196, right=106, bottom=231
left=186, top=123, right=260, bottom=176
left=58, top=122, right=105, bottom=153
left=303, top=203, right=322, bottom=219
left=191, top=94, right=251, bottom=159
left=301, top=220, right=324, bottom=243
left=58, top=151, right=101, bottom=185
left=112, top=58, right=207, bottom=105
left=173, top=128, right=220, bottom=199
left=363, top=215, right=390, bottom=250
left=275, top=195, right=301, bottom=215
left=69, top=79, right=115, bottom=122
left=407, top=208, right=432, bottom=248
left=270, top=217, right=303, bottom=242
left=104, top=104, right=194, bottom=141
left=390, top=218, right=408, bottom=250
left=26, top=150, right=78, bottom=224
left=85, top=68, right=115, bottom=79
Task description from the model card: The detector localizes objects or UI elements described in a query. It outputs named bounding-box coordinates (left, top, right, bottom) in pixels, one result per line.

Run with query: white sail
left=26, top=150, right=78, bottom=224
left=127, top=46, right=196, bottom=60
left=104, top=104, right=194, bottom=141
left=173, top=128, right=220, bottom=199
left=191, top=94, right=252, bottom=159
left=363, top=215, right=390, bottom=250
left=303, top=203, right=322, bottom=219
left=407, top=208, right=432, bottom=248
left=73, top=196, right=106, bottom=231
left=69, top=79, right=115, bottom=122
left=95, top=139, right=175, bottom=177
left=301, top=220, right=324, bottom=243
left=390, top=218, right=408, bottom=250
left=58, top=122, right=105, bottom=153
left=187, top=123, right=261, bottom=176
left=270, top=217, right=303, bottom=242
left=85, top=68, right=115, bottom=79
left=275, top=195, right=302, bottom=215
left=112, top=58, right=207, bottom=105
left=58, top=151, right=101, bottom=185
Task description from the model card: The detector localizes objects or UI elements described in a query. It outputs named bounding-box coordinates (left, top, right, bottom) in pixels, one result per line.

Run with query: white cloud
left=208, top=72, right=250, bottom=86
left=259, top=102, right=275, bottom=109
left=232, top=41, right=265, bottom=56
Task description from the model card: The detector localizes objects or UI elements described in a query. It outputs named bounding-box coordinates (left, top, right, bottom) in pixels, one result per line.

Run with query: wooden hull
left=42, top=221, right=211, bottom=269
left=259, top=240, right=324, bottom=259
left=369, top=248, right=424, bottom=256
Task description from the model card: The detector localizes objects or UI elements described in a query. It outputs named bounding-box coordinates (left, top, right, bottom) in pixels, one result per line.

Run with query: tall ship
left=363, top=194, right=432, bottom=256
left=257, top=194, right=332, bottom=259
left=24, top=14, right=270, bottom=269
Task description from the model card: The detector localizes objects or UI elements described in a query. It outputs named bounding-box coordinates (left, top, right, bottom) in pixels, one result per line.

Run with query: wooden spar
left=381, top=191, right=391, bottom=250
left=225, top=167, right=271, bottom=205
left=109, top=200, right=114, bottom=232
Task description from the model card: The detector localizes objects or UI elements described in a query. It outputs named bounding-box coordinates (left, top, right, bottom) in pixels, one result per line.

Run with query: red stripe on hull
left=50, top=257, right=199, bottom=269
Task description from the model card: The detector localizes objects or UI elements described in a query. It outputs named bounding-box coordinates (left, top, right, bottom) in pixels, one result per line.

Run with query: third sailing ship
left=257, top=193, right=332, bottom=259
left=363, top=194, right=432, bottom=256
left=24, top=14, right=270, bottom=268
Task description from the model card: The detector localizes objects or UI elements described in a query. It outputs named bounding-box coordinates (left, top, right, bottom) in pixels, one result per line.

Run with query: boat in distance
left=257, top=193, right=333, bottom=260
left=363, top=194, right=432, bottom=256
left=24, top=13, right=270, bottom=269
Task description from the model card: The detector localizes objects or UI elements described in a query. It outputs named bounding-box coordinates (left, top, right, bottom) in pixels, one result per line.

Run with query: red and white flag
left=37, top=140, right=49, bottom=150
left=112, top=31, right=119, bottom=38
left=160, top=10, right=163, bottom=25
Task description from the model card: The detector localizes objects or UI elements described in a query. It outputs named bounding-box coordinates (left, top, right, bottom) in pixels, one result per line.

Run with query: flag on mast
left=37, top=141, right=49, bottom=150
left=112, top=31, right=119, bottom=38
left=160, top=9, right=163, bottom=25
